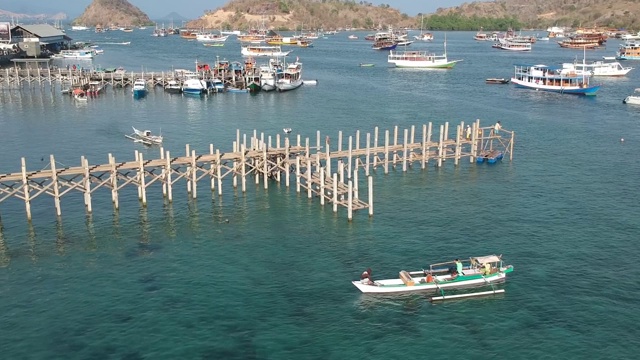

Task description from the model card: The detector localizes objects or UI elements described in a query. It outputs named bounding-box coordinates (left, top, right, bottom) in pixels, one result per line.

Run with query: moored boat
left=352, top=255, right=513, bottom=294
left=164, top=80, right=182, bottom=93
left=511, top=64, right=600, bottom=95
left=132, top=79, right=147, bottom=98
left=372, top=40, right=397, bottom=50
left=182, top=75, right=207, bottom=95
left=276, top=59, right=303, bottom=92
left=196, top=33, right=228, bottom=42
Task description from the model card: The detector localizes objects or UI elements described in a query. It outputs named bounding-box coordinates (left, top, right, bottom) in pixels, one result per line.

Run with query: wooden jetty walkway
left=0, top=120, right=514, bottom=221
left=0, top=65, right=259, bottom=91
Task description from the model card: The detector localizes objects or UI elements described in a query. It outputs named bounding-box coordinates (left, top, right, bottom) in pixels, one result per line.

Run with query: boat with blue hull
left=477, top=150, right=504, bottom=164
left=132, top=79, right=147, bottom=98
left=511, top=64, right=600, bottom=95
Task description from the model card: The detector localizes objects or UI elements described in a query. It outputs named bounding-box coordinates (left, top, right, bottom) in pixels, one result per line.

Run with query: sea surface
left=0, top=30, right=639, bottom=359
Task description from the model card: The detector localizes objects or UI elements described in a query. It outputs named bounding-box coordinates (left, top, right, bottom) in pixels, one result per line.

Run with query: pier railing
left=0, top=120, right=514, bottom=221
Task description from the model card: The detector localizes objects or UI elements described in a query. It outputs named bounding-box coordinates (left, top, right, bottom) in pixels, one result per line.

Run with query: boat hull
left=353, top=269, right=511, bottom=294
left=276, top=80, right=303, bottom=92
left=132, top=89, right=147, bottom=98
left=392, top=60, right=457, bottom=69
left=623, top=95, right=640, bottom=104
left=511, top=78, right=600, bottom=95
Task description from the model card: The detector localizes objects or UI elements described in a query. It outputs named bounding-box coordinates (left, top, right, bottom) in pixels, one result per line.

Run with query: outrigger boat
left=353, top=255, right=513, bottom=294
left=125, top=127, right=163, bottom=145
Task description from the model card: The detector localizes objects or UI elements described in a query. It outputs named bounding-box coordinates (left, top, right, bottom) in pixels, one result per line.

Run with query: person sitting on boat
left=360, top=268, right=373, bottom=284
left=455, top=259, right=464, bottom=276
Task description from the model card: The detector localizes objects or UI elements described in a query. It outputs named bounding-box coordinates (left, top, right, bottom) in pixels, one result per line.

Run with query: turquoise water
left=1, top=30, right=639, bottom=358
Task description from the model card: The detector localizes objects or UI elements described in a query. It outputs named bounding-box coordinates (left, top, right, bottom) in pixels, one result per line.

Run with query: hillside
left=186, top=0, right=415, bottom=30
left=433, top=0, right=639, bottom=29
left=72, top=0, right=152, bottom=27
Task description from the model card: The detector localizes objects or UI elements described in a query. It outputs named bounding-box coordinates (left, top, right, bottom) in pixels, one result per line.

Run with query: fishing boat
left=414, top=14, right=433, bottom=41
left=623, top=88, right=640, bottom=104
left=352, top=255, right=513, bottom=294
left=276, top=59, right=303, bottom=92
left=511, top=64, right=600, bottom=95
left=125, top=127, right=163, bottom=145
left=132, top=79, right=147, bottom=98
left=87, top=81, right=104, bottom=95
left=562, top=60, right=633, bottom=76
left=241, top=45, right=291, bottom=57
left=486, top=78, right=510, bottom=84
left=372, top=39, right=397, bottom=50
left=72, top=88, right=88, bottom=101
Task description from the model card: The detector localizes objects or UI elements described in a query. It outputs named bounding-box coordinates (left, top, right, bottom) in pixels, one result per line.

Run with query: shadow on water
left=162, top=200, right=176, bottom=238
left=0, top=221, right=9, bottom=267
left=27, top=221, right=37, bottom=263
left=55, top=217, right=66, bottom=256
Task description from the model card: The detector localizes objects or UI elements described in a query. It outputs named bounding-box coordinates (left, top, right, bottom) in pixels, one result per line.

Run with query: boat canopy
left=514, top=64, right=563, bottom=71
left=473, top=255, right=501, bottom=264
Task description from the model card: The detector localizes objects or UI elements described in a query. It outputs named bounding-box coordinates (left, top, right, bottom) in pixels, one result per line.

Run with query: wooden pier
left=0, top=65, right=258, bottom=91
left=0, top=121, right=514, bottom=221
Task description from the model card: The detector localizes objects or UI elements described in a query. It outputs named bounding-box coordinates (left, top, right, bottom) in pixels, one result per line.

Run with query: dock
left=0, top=65, right=259, bottom=91
left=0, top=121, right=514, bottom=221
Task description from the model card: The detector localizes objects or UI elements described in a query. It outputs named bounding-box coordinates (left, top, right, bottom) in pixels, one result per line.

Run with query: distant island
left=72, top=0, right=152, bottom=27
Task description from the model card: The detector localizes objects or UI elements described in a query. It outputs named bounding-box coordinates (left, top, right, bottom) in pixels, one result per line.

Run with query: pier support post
left=50, top=155, right=61, bottom=217
left=166, top=150, right=173, bottom=202
left=82, top=156, right=93, bottom=213
left=427, top=122, right=433, bottom=165
left=365, top=132, right=371, bottom=176
left=338, top=131, right=342, bottom=152
left=384, top=130, right=389, bottom=174
left=421, top=124, right=427, bottom=169
left=353, top=168, right=359, bottom=200
left=307, top=158, right=312, bottom=199
left=263, top=144, right=268, bottom=190
left=21, top=157, right=31, bottom=221
left=186, top=144, right=192, bottom=194
left=109, top=154, right=119, bottom=209
left=454, top=124, right=462, bottom=166
left=510, top=130, right=515, bottom=161
left=191, top=150, right=197, bottom=199
left=320, top=167, right=325, bottom=205
left=241, top=145, right=247, bottom=193
left=160, top=148, right=167, bottom=197
left=210, top=144, right=215, bottom=192
left=285, top=137, right=290, bottom=187
left=216, top=149, right=222, bottom=196
left=368, top=176, right=373, bottom=217
left=232, top=141, right=238, bottom=189
left=438, top=125, right=445, bottom=167
left=332, top=173, right=338, bottom=213
left=139, top=153, right=147, bottom=206
left=403, top=128, right=408, bottom=172
left=296, top=156, right=301, bottom=193
left=347, top=180, right=353, bottom=222
left=373, top=126, right=379, bottom=167
left=348, top=136, right=353, bottom=179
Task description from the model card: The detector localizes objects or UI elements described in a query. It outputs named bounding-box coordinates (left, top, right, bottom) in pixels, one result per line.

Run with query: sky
left=13, top=0, right=476, bottom=19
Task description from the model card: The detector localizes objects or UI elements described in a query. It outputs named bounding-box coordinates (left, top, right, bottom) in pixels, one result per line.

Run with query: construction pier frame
left=0, top=120, right=514, bottom=222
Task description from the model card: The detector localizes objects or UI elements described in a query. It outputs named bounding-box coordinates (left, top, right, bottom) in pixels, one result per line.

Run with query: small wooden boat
left=353, top=255, right=513, bottom=294
left=486, top=78, right=510, bottom=84
left=125, top=127, right=163, bottom=145
left=359, top=63, right=375, bottom=67
left=72, top=88, right=88, bottom=101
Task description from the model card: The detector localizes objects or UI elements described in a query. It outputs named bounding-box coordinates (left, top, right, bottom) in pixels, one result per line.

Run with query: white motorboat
left=60, top=50, right=94, bottom=59
left=352, top=255, right=513, bottom=294
left=182, top=75, right=207, bottom=95
left=196, top=33, right=229, bottom=42
left=511, top=64, right=600, bottom=95
left=132, top=79, right=147, bottom=98
left=241, top=45, right=291, bottom=57
left=126, top=127, right=163, bottom=145
left=562, top=60, right=633, bottom=77
left=623, top=88, right=640, bottom=105
left=276, top=60, right=303, bottom=92
left=164, top=80, right=182, bottom=93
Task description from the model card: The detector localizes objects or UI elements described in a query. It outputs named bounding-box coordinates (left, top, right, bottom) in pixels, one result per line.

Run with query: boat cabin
left=513, top=64, right=591, bottom=87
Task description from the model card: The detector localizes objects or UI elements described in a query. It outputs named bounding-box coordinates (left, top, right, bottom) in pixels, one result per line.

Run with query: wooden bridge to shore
left=0, top=121, right=514, bottom=221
